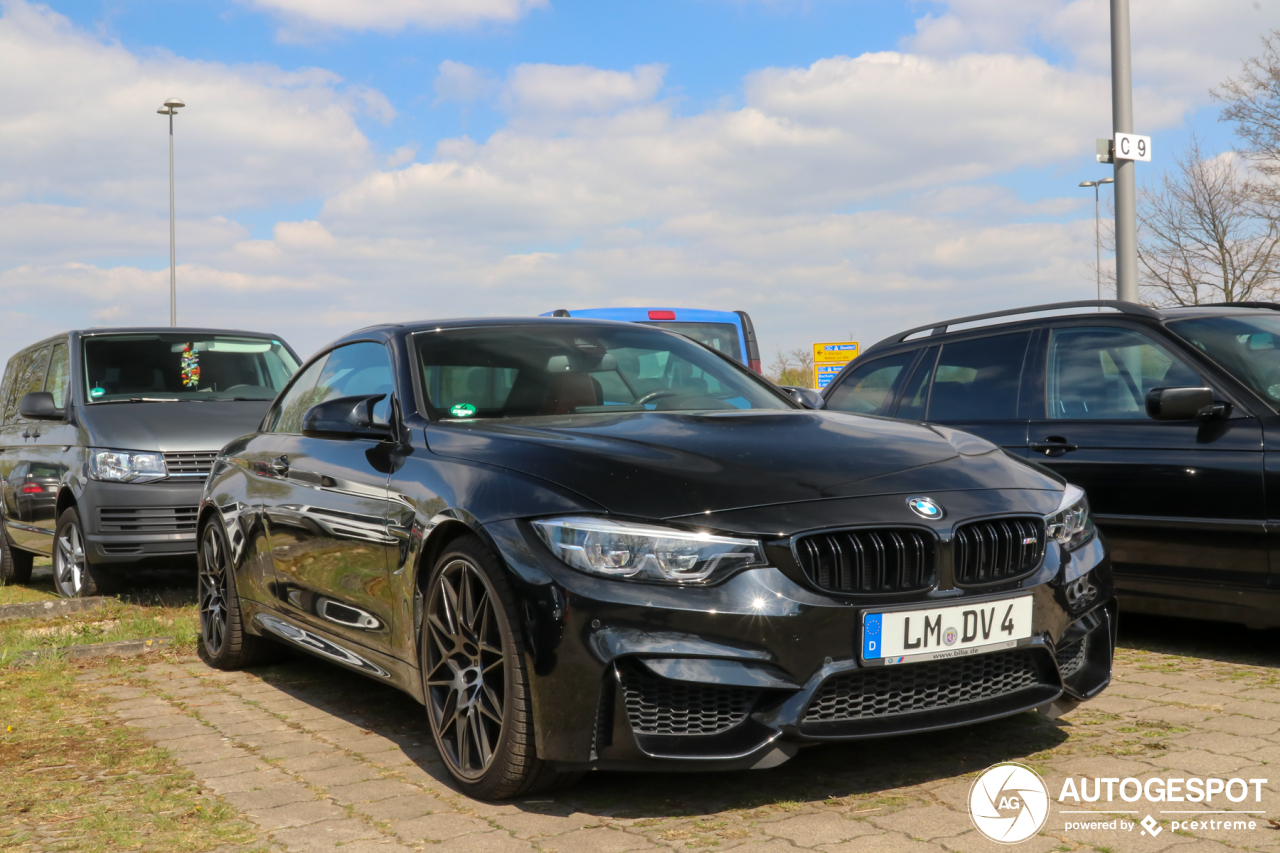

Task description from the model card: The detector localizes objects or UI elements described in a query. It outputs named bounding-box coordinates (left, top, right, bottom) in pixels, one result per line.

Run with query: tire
left=53, top=507, right=118, bottom=598
left=197, top=516, right=274, bottom=669
left=421, top=535, right=581, bottom=799
left=0, top=525, right=33, bottom=585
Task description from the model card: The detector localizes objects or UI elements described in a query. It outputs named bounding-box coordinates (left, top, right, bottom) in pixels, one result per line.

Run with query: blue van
left=542, top=307, right=762, bottom=374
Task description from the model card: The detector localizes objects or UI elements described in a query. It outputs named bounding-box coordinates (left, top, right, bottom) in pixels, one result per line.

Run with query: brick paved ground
left=81, top=618, right=1280, bottom=852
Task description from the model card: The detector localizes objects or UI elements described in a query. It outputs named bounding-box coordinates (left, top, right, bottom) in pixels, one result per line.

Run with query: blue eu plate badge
left=863, top=613, right=882, bottom=659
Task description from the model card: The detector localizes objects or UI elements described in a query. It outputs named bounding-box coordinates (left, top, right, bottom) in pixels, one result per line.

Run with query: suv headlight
left=1045, top=484, right=1094, bottom=551
left=532, top=517, right=766, bottom=584
left=89, top=449, right=167, bottom=484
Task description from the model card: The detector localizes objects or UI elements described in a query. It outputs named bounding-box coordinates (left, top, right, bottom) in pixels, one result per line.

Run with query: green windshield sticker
left=449, top=403, right=477, bottom=418
left=90, top=387, right=105, bottom=398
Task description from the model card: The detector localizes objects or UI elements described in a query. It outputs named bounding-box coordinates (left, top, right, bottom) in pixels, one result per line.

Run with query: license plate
left=862, top=595, right=1034, bottom=666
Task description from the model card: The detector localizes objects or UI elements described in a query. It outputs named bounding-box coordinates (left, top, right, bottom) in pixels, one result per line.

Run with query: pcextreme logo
left=968, top=763, right=1050, bottom=844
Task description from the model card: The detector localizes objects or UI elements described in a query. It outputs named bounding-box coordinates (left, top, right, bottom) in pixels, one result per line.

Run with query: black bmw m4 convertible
left=196, top=318, right=1115, bottom=798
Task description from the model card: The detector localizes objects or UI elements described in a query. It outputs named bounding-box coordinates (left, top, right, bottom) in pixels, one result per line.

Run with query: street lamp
left=1080, top=177, right=1115, bottom=306
left=157, top=97, right=185, bottom=326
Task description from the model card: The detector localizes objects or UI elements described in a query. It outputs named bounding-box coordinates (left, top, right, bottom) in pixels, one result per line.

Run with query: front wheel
left=53, top=507, right=118, bottom=597
left=197, top=517, right=273, bottom=669
left=421, top=536, right=580, bottom=799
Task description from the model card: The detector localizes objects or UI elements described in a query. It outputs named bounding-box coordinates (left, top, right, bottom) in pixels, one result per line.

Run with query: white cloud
left=502, top=63, right=668, bottom=116
left=248, top=0, right=548, bottom=34
left=433, top=60, right=498, bottom=105
left=0, top=0, right=379, bottom=215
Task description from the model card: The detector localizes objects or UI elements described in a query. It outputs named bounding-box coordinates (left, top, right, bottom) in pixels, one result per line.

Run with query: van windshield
left=83, top=334, right=298, bottom=403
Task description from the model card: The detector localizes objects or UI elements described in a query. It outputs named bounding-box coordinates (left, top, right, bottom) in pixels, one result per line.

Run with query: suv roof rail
left=869, top=300, right=1163, bottom=351
left=1196, top=301, right=1280, bottom=310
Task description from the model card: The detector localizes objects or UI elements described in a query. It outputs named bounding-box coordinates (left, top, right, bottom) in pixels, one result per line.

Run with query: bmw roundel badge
left=907, top=496, right=944, bottom=520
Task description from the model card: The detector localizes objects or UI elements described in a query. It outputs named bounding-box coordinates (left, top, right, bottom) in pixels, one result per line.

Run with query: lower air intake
left=619, top=663, right=758, bottom=736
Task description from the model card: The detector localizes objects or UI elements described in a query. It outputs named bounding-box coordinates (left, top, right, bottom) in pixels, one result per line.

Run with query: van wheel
left=197, top=517, right=273, bottom=669
left=421, top=535, right=582, bottom=799
left=53, top=507, right=118, bottom=598
left=0, top=526, right=33, bottom=584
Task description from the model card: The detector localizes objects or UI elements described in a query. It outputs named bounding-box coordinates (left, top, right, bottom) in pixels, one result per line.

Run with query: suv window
left=45, top=342, right=70, bottom=409
left=923, top=333, right=1030, bottom=421
left=825, top=351, right=918, bottom=416
left=1047, top=327, right=1202, bottom=419
left=2, top=346, right=51, bottom=425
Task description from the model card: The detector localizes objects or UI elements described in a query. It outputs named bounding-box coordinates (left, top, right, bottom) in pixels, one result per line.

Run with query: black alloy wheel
left=421, top=536, right=581, bottom=799
left=197, top=517, right=272, bottom=669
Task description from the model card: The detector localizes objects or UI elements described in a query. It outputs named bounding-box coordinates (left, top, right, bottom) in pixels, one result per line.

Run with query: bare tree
left=1216, top=30, right=1280, bottom=202
left=766, top=345, right=815, bottom=387
left=1122, top=137, right=1280, bottom=306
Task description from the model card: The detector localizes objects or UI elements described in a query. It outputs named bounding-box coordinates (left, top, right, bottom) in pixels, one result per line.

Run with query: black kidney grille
left=99, top=506, right=199, bottom=533
left=1055, top=638, right=1087, bottom=679
left=804, top=649, right=1042, bottom=723
left=619, top=664, right=757, bottom=736
left=794, top=528, right=934, bottom=594
left=163, top=451, right=218, bottom=478
left=953, top=517, right=1046, bottom=586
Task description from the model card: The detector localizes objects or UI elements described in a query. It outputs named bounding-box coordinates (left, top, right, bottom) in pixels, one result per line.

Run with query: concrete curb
left=0, top=596, right=109, bottom=621
left=8, top=636, right=174, bottom=667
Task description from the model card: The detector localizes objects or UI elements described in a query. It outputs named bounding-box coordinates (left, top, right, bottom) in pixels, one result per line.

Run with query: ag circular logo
left=907, top=496, right=944, bottom=520
left=968, top=762, right=1050, bottom=844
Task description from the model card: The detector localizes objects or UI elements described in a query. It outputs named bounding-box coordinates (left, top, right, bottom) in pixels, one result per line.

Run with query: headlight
left=89, top=449, right=167, bottom=484
left=532, top=517, right=767, bottom=584
left=1045, top=484, right=1094, bottom=551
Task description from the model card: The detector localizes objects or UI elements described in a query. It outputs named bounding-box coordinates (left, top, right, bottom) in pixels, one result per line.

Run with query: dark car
left=0, top=328, right=300, bottom=597
left=823, top=299, right=1280, bottom=629
left=196, top=318, right=1114, bottom=798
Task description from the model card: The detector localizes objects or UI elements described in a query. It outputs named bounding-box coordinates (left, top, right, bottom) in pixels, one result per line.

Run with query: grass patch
left=0, top=599, right=198, bottom=666
left=0, top=557, right=60, bottom=605
left=0, top=658, right=261, bottom=852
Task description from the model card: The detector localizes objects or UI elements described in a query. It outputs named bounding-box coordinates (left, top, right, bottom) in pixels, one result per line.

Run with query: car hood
left=78, top=400, right=272, bottom=452
left=425, top=410, right=1061, bottom=519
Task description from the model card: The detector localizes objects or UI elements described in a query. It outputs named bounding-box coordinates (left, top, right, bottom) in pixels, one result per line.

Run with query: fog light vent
left=1055, top=638, right=1087, bottom=679
left=618, top=663, right=757, bottom=736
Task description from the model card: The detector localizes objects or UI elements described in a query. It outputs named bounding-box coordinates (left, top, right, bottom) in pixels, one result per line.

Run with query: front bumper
left=486, top=519, right=1115, bottom=770
left=78, top=479, right=204, bottom=565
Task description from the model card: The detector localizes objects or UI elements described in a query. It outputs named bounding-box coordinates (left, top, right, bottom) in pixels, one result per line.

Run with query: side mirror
left=780, top=386, right=824, bottom=410
left=19, top=392, right=64, bottom=421
left=302, top=394, right=392, bottom=439
left=1145, top=386, right=1219, bottom=420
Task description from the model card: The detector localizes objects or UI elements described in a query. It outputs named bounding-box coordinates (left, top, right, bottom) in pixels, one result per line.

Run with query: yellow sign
left=812, top=341, right=859, bottom=389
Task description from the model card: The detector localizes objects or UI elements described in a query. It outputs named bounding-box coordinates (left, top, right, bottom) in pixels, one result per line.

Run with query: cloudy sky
left=1, top=0, right=1276, bottom=365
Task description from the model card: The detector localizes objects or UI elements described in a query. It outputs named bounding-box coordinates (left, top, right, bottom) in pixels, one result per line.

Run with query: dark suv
left=823, top=300, right=1280, bottom=628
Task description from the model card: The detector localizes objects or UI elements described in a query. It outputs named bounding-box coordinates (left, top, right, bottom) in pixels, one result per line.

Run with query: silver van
left=0, top=328, right=299, bottom=596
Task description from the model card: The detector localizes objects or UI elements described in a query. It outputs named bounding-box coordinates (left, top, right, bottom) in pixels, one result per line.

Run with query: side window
left=312, top=342, right=395, bottom=424
left=825, top=351, right=918, bottom=416
left=926, top=333, right=1031, bottom=422
left=1047, top=327, right=1202, bottom=420
left=45, top=343, right=70, bottom=409
left=3, top=347, right=51, bottom=425
left=268, top=356, right=330, bottom=434
left=896, top=347, right=939, bottom=420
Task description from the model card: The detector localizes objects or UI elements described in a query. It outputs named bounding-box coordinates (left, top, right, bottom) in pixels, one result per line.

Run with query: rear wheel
left=0, top=525, right=33, bottom=585
left=421, top=536, right=581, bottom=799
left=197, top=517, right=273, bottom=669
left=53, top=507, right=118, bottom=597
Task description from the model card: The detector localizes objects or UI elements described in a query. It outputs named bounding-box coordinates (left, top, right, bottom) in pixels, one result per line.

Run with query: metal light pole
left=157, top=97, right=185, bottom=326
left=1110, top=0, right=1139, bottom=302
left=1079, top=178, right=1114, bottom=305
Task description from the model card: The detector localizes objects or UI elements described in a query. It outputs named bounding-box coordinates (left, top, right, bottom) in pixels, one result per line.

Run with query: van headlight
left=1045, top=484, right=1094, bottom=551
left=532, top=517, right=766, bottom=584
left=89, top=449, right=167, bottom=484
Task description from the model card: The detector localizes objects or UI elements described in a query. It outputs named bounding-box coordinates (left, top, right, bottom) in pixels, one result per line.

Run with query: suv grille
left=99, top=506, right=199, bottom=533
left=1055, top=638, right=1087, bottom=679
left=163, top=451, right=218, bottom=478
left=803, top=649, right=1042, bottom=723
left=953, top=517, right=1046, bottom=586
left=619, top=664, right=757, bottom=736
left=794, top=528, right=934, bottom=594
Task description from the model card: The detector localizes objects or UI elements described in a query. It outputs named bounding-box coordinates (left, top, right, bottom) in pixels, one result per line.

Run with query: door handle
left=1030, top=437, right=1078, bottom=457
left=269, top=455, right=290, bottom=475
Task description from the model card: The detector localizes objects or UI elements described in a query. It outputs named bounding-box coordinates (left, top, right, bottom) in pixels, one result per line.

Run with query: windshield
left=83, top=334, right=299, bottom=403
left=640, top=322, right=743, bottom=363
left=416, top=324, right=790, bottom=419
left=1167, top=314, right=1280, bottom=405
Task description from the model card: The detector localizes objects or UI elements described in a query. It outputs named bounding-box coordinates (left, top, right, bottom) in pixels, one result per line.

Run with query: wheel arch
left=55, top=486, right=77, bottom=522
